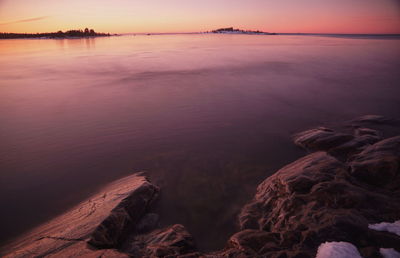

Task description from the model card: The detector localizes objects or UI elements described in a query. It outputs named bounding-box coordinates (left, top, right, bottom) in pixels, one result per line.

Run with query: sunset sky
left=0, top=0, right=399, bottom=34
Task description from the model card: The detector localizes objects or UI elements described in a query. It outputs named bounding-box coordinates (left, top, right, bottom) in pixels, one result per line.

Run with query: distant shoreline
left=2, top=31, right=400, bottom=40
left=0, top=28, right=113, bottom=40
left=210, top=27, right=276, bottom=35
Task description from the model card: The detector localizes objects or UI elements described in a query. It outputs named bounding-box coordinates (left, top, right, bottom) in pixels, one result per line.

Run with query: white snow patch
left=369, top=220, right=400, bottom=236
left=316, top=242, right=362, bottom=258
left=380, top=248, right=400, bottom=258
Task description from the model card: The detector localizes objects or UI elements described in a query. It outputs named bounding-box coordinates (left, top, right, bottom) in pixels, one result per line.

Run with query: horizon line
left=2, top=31, right=400, bottom=36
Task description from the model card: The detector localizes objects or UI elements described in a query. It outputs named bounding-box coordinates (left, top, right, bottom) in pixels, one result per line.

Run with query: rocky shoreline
left=1, top=115, right=399, bottom=258
left=211, top=27, right=276, bottom=35
left=0, top=29, right=111, bottom=39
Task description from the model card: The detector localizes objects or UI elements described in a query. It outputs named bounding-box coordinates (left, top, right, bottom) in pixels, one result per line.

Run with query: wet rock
left=227, top=230, right=281, bottom=255
left=143, top=224, right=196, bottom=257
left=1, top=173, right=159, bottom=258
left=216, top=229, right=311, bottom=258
left=350, top=136, right=400, bottom=189
left=124, top=224, right=196, bottom=257
left=293, top=127, right=354, bottom=151
left=294, top=125, right=385, bottom=160
left=351, top=115, right=395, bottom=125
left=354, top=127, right=381, bottom=137
left=240, top=152, right=347, bottom=230
left=235, top=149, right=400, bottom=257
left=329, top=134, right=382, bottom=159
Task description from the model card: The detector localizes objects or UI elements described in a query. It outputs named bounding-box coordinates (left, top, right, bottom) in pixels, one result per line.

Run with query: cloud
left=0, top=16, right=49, bottom=26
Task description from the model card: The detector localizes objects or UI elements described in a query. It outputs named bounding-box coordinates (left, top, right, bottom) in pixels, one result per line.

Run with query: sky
left=0, top=0, right=399, bottom=34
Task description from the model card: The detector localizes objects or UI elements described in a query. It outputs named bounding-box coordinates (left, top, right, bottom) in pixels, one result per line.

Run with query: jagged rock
left=214, top=229, right=311, bottom=258
left=142, top=224, right=196, bottom=257
left=1, top=173, right=159, bottom=258
left=227, top=230, right=281, bottom=255
left=293, top=126, right=384, bottom=160
left=350, top=136, right=400, bottom=189
left=240, top=152, right=346, bottom=229
left=123, top=224, right=197, bottom=257
left=222, top=230, right=311, bottom=257
left=233, top=151, right=400, bottom=257
left=293, top=127, right=354, bottom=151
left=88, top=180, right=159, bottom=248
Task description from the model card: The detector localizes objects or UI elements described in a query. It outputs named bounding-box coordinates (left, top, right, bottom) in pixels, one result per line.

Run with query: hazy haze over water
left=0, top=34, right=400, bottom=250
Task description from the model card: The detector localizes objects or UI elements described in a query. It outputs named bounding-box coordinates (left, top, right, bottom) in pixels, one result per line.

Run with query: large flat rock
left=1, top=173, right=159, bottom=258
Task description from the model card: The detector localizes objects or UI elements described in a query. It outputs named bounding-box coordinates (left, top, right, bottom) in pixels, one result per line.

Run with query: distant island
left=0, top=28, right=112, bottom=39
left=211, top=27, right=276, bottom=35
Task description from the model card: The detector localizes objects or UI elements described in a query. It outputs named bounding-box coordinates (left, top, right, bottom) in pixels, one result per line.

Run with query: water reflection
left=85, top=38, right=95, bottom=50
left=50, top=37, right=97, bottom=52
left=62, top=37, right=96, bottom=50
left=55, top=39, right=65, bottom=50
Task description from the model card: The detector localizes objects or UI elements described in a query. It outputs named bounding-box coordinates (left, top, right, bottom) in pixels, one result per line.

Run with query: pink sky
left=0, top=0, right=399, bottom=34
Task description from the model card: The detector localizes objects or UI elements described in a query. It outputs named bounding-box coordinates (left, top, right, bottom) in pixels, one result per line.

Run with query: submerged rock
left=354, top=127, right=381, bottom=137
left=350, top=136, right=400, bottom=189
left=329, top=134, right=382, bottom=159
left=351, top=115, right=395, bottom=125
left=293, top=127, right=354, bottom=151
left=124, top=224, right=197, bottom=257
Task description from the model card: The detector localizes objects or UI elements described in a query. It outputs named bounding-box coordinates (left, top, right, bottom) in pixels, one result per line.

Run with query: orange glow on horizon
left=0, top=0, right=399, bottom=34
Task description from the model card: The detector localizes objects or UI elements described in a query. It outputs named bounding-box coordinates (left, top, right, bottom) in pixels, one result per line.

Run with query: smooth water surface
left=1, top=34, right=400, bottom=250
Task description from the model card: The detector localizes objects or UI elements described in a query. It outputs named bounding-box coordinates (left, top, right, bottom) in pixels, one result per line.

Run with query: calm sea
left=0, top=34, right=399, bottom=250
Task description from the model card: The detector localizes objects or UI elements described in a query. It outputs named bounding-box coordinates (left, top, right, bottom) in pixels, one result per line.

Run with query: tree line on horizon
left=0, top=28, right=111, bottom=39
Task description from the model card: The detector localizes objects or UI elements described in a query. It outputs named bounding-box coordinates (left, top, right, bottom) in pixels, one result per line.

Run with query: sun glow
left=0, top=0, right=399, bottom=34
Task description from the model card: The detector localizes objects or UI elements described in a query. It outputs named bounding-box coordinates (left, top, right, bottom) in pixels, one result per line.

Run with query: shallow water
left=0, top=34, right=399, bottom=250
